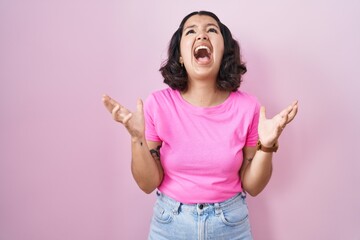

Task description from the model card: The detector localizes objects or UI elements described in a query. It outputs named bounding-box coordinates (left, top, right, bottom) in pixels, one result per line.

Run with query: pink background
left=1, top=0, right=359, bottom=239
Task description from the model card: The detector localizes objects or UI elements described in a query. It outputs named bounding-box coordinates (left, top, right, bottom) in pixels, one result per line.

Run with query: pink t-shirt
left=144, top=88, right=260, bottom=203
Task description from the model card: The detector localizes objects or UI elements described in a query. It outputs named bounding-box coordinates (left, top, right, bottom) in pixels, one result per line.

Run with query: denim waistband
left=155, top=191, right=246, bottom=215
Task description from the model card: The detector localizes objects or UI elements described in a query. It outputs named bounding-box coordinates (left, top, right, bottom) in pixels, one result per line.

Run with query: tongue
left=195, top=49, right=211, bottom=64
left=197, top=56, right=210, bottom=63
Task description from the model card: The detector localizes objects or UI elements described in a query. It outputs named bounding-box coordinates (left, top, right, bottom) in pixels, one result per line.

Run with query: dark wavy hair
left=160, top=11, right=247, bottom=92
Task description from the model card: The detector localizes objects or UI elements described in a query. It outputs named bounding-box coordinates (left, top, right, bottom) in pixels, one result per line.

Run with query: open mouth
left=194, top=45, right=212, bottom=64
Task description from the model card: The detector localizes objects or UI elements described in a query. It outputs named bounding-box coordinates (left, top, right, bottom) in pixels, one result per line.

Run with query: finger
left=286, top=104, right=298, bottom=123
left=136, top=98, right=144, bottom=114
left=279, top=113, right=288, bottom=129
left=281, top=101, right=298, bottom=127
left=103, top=95, right=123, bottom=113
left=286, top=100, right=298, bottom=115
left=260, top=106, right=266, bottom=121
left=279, top=104, right=293, bottom=118
left=102, top=95, right=112, bottom=110
left=291, top=100, right=298, bottom=107
left=103, top=95, right=115, bottom=112
left=122, top=113, right=133, bottom=125
left=111, top=104, right=121, bottom=122
left=102, top=94, right=114, bottom=105
left=102, top=94, right=109, bottom=101
left=282, top=101, right=298, bottom=123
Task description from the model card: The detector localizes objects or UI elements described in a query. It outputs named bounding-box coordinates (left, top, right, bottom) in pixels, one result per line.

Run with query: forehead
left=183, top=14, right=220, bottom=29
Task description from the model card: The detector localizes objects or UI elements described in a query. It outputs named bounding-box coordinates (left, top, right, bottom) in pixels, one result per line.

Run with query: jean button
left=198, top=204, right=204, bottom=210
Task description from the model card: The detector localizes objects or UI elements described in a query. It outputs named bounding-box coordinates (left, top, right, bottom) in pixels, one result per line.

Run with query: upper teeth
left=195, top=46, right=210, bottom=54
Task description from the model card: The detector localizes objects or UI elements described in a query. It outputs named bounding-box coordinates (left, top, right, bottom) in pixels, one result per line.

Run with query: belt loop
left=241, top=191, right=246, bottom=199
left=214, top=203, right=221, bottom=216
left=240, top=192, right=247, bottom=204
left=172, top=202, right=181, bottom=215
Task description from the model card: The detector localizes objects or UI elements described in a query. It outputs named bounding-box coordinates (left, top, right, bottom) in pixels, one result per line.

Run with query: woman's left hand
left=258, top=101, right=298, bottom=147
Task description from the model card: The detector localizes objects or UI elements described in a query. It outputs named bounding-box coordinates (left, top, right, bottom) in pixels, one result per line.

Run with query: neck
left=181, top=81, right=229, bottom=107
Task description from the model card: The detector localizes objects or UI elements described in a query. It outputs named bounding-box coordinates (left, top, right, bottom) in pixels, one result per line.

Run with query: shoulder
left=149, top=87, right=176, bottom=99
left=232, top=90, right=260, bottom=107
left=145, top=87, right=179, bottom=108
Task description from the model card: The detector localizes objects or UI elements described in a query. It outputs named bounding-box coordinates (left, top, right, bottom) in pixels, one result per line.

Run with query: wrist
left=257, top=140, right=279, bottom=153
left=131, top=136, right=145, bottom=144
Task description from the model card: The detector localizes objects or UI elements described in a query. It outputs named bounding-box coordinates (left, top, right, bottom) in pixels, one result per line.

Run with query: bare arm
left=102, top=95, right=163, bottom=194
left=240, top=146, right=273, bottom=196
left=131, top=139, right=163, bottom=194
left=240, top=101, right=298, bottom=196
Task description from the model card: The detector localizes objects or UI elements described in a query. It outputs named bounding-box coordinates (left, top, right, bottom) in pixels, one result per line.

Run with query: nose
left=196, top=32, right=209, bottom=41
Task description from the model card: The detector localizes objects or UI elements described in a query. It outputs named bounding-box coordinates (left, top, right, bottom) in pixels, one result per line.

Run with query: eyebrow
left=183, top=23, right=220, bottom=32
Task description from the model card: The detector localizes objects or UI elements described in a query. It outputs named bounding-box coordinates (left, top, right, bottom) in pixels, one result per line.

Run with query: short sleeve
left=245, top=101, right=260, bottom=147
left=144, top=94, right=161, bottom=142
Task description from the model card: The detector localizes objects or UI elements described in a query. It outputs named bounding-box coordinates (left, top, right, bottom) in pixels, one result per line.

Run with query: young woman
left=103, top=11, right=298, bottom=240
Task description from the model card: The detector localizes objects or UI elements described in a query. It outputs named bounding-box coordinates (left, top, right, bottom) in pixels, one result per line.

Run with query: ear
left=179, top=56, right=184, bottom=67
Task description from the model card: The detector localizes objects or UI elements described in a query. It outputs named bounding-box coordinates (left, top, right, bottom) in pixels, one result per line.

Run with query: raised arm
left=240, top=101, right=298, bottom=196
left=102, top=95, right=163, bottom=194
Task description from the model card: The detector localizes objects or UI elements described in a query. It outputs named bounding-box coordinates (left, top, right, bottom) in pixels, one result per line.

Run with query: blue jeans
left=148, top=191, right=253, bottom=240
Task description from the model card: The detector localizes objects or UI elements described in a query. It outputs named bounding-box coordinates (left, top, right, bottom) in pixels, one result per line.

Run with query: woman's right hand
left=102, top=95, right=145, bottom=141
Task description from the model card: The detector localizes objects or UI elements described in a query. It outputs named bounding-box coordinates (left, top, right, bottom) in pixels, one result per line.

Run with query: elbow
left=246, top=189, right=261, bottom=197
left=137, top=181, right=158, bottom=194
left=141, top=187, right=155, bottom=194
left=243, top=184, right=264, bottom=197
left=242, top=176, right=270, bottom=197
left=138, top=175, right=163, bottom=195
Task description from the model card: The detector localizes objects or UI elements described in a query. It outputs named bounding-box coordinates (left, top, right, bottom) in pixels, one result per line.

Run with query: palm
left=102, top=95, right=145, bottom=139
left=125, top=107, right=145, bottom=139
left=258, top=101, right=298, bottom=147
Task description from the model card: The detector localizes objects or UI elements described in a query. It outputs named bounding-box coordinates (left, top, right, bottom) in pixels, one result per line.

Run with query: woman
left=103, top=11, right=298, bottom=240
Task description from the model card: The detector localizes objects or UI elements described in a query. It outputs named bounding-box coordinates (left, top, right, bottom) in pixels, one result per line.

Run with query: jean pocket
left=220, top=203, right=249, bottom=227
left=153, top=203, right=173, bottom=224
